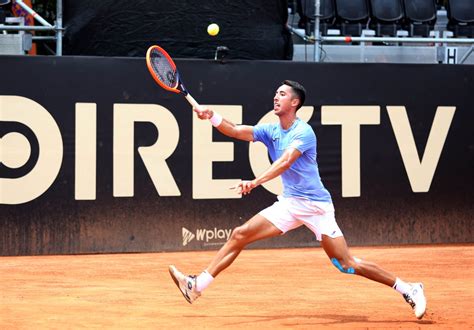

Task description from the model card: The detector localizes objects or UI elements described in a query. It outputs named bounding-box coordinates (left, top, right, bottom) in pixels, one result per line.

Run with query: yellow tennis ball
left=207, top=23, right=219, bottom=36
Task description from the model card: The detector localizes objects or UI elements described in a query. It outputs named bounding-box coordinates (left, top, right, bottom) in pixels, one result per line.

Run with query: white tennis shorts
left=259, top=195, right=343, bottom=241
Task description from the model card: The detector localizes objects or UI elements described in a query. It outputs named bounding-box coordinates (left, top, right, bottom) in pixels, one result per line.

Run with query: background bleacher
left=290, top=0, right=473, bottom=38
left=289, top=0, right=473, bottom=63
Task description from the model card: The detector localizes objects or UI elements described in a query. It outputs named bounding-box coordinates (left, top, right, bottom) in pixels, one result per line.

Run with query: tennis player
left=169, top=80, right=427, bottom=319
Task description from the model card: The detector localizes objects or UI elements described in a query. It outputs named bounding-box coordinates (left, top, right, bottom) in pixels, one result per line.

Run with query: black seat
left=369, top=0, right=405, bottom=37
left=447, top=0, right=474, bottom=37
left=335, top=0, right=370, bottom=36
left=300, top=0, right=337, bottom=35
left=403, top=0, right=437, bottom=37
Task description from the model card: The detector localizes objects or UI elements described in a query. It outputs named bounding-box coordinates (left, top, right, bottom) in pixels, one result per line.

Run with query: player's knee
left=330, top=257, right=360, bottom=275
left=229, top=226, right=248, bottom=245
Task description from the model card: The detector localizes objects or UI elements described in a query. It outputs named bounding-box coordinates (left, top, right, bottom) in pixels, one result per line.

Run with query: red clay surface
left=1, top=244, right=473, bottom=329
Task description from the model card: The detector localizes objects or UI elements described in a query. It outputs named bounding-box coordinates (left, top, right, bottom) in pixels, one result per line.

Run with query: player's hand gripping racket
left=146, top=45, right=200, bottom=109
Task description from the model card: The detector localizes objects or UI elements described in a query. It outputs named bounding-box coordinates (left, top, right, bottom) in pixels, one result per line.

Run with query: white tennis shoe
left=169, top=265, right=201, bottom=304
left=403, top=283, right=426, bottom=319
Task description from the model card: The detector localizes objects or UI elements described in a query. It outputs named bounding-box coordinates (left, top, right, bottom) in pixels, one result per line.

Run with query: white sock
left=393, top=278, right=411, bottom=295
left=196, top=270, right=214, bottom=292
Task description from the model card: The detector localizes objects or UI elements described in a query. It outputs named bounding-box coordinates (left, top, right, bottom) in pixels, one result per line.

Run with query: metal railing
left=0, top=0, right=63, bottom=55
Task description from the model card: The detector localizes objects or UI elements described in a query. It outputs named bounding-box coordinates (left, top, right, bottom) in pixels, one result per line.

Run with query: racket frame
left=146, top=45, right=200, bottom=109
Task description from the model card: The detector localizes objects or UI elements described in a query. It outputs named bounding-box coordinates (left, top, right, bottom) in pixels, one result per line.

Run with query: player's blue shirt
left=253, top=118, right=332, bottom=202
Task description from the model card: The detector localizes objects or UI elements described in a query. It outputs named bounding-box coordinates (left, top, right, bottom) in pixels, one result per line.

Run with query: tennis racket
left=145, top=45, right=200, bottom=109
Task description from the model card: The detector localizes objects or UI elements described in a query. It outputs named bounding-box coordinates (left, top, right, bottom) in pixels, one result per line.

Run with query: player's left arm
left=236, top=147, right=302, bottom=195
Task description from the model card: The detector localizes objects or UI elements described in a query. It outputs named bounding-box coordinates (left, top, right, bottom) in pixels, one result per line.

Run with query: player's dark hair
left=282, top=80, right=306, bottom=110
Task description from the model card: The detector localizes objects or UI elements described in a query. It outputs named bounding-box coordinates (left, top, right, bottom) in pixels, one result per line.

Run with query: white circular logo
left=0, top=132, right=31, bottom=169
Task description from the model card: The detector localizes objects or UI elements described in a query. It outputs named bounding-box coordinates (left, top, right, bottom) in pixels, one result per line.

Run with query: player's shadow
left=186, top=314, right=436, bottom=326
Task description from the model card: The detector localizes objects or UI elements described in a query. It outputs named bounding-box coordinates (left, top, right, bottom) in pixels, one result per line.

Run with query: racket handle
left=184, top=94, right=201, bottom=110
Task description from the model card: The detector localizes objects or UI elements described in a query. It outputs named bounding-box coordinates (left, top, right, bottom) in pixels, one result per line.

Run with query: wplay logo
left=182, top=227, right=232, bottom=246
left=182, top=227, right=196, bottom=246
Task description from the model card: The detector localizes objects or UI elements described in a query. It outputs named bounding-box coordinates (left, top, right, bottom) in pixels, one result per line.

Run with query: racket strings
left=150, top=49, right=177, bottom=88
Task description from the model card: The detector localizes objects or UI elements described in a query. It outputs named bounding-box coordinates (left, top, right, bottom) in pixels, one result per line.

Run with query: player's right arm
left=194, top=108, right=254, bottom=142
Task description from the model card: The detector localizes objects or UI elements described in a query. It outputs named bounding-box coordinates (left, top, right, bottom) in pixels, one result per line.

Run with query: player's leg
left=320, top=234, right=396, bottom=285
left=169, top=214, right=282, bottom=303
left=170, top=197, right=302, bottom=304
left=206, top=214, right=283, bottom=276
left=321, top=234, right=426, bottom=319
left=301, top=200, right=416, bottom=290
left=298, top=199, right=426, bottom=319
left=296, top=200, right=394, bottom=283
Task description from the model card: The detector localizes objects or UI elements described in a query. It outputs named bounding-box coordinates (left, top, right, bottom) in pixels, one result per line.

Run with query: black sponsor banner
left=0, top=56, right=473, bottom=256
left=63, top=0, right=292, bottom=60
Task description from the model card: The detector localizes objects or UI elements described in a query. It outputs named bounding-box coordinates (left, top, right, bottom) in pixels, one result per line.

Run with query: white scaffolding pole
left=313, top=0, right=321, bottom=62
left=0, top=0, right=63, bottom=55
left=15, top=0, right=52, bottom=27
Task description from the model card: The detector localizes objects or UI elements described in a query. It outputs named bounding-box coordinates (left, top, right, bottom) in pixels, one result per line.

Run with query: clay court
left=1, top=244, right=472, bottom=329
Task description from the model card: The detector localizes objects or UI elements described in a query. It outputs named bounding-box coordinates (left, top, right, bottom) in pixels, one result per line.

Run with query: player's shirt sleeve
left=288, top=126, right=315, bottom=154
left=253, top=123, right=273, bottom=145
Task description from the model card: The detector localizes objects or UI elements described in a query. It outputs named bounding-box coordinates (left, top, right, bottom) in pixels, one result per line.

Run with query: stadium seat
left=403, top=0, right=437, bottom=37
left=369, top=0, right=405, bottom=37
left=335, top=0, right=370, bottom=36
left=446, top=0, right=474, bottom=37
left=300, top=0, right=337, bottom=36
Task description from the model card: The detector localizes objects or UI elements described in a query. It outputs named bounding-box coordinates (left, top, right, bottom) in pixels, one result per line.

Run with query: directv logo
left=182, top=227, right=196, bottom=246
